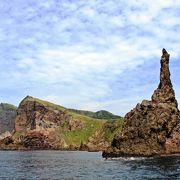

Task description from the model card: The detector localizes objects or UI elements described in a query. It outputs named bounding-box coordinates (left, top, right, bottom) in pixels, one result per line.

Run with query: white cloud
left=0, top=0, right=180, bottom=115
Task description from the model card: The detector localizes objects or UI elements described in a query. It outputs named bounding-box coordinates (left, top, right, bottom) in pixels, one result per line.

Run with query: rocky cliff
left=0, top=103, right=17, bottom=134
left=0, top=96, right=123, bottom=150
left=13, top=96, right=79, bottom=149
left=103, top=49, right=180, bottom=158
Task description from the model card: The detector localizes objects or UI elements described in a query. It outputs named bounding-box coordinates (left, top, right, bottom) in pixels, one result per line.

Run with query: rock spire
left=152, top=48, right=178, bottom=108
left=103, top=49, right=180, bottom=158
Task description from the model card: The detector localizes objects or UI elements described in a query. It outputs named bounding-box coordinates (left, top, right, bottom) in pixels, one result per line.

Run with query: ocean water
left=0, top=151, right=179, bottom=180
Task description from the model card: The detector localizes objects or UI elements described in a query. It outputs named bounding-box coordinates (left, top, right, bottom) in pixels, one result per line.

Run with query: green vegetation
left=23, top=96, right=121, bottom=120
left=22, top=96, right=66, bottom=111
left=0, top=103, right=17, bottom=112
left=63, top=118, right=105, bottom=145
left=0, top=103, right=17, bottom=135
left=103, top=118, right=124, bottom=141
left=56, top=116, right=124, bottom=146
left=13, top=131, right=25, bottom=139
left=68, top=109, right=121, bottom=120
left=21, top=96, right=124, bottom=147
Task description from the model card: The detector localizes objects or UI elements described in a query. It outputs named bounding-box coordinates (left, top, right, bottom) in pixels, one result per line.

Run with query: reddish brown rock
left=103, top=49, right=180, bottom=158
left=0, top=136, right=13, bottom=146
left=0, top=96, right=119, bottom=151
left=15, top=96, right=74, bottom=132
left=165, top=121, right=180, bottom=154
left=85, top=129, right=110, bottom=151
left=14, top=96, right=84, bottom=149
left=17, top=132, right=52, bottom=149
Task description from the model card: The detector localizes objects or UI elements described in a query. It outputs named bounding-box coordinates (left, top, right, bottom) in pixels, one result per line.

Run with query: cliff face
left=0, top=103, right=17, bottom=134
left=15, top=96, right=80, bottom=132
left=0, top=96, right=122, bottom=150
left=103, top=49, right=180, bottom=158
left=14, top=96, right=85, bottom=149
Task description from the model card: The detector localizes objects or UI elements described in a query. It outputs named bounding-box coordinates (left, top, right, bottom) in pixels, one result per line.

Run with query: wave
left=105, top=156, right=152, bottom=161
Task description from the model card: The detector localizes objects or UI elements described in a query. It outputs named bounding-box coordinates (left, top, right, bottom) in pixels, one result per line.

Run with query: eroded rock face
left=14, top=96, right=84, bottom=149
left=15, top=96, right=84, bottom=132
left=165, top=121, right=180, bottom=154
left=17, top=132, right=51, bottom=149
left=0, top=131, right=12, bottom=141
left=0, top=96, right=119, bottom=151
left=85, top=130, right=110, bottom=151
left=103, top=49, right=180, bottom=158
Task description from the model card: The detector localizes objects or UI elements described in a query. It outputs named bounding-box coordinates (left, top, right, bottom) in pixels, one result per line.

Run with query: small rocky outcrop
left=0, top=131, right=12, bottom=141
left=84, top=130, right=110, bottom=151
left=0, top=103, right=17, bottom=134
left=17, top=132, right=52, bottom=149
left=103, top=49, right=180, bottom=158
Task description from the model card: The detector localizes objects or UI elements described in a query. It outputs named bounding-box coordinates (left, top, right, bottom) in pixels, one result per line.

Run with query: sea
left=0, top=151, right=179, bottom=179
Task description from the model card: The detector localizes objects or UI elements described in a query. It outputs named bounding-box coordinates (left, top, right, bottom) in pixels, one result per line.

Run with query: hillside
left=68, top=109, right=121, bottom=120
left=0, top=96, right=123, bottom=151
left=0, top=103, right=17, bottom=134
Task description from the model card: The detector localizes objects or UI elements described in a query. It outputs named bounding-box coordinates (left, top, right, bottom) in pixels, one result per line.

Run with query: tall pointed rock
left=152, top=49, right=178, bottom=108
left=103, top=49, right=180, bottom=158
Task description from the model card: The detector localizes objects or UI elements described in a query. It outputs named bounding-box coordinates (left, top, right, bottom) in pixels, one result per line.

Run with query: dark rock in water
left=0, top=136, right=13, bottom=146
left=103, top=49, right=180, bottom=158
left=0, top=103, right=17, bottom=134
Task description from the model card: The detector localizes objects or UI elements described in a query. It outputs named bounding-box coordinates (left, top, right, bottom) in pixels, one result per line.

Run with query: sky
left=0, top=0, right=180, bottom=116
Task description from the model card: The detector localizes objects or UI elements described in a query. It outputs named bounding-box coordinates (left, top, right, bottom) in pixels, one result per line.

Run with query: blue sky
left=0, top=0, right=180, bottom=116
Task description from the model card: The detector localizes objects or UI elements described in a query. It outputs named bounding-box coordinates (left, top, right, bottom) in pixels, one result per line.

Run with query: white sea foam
left=105, top=156, right=152, bottom=161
